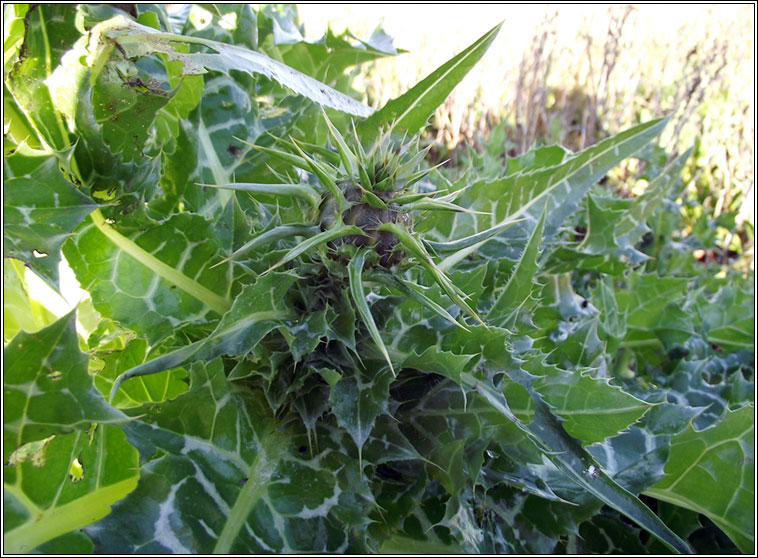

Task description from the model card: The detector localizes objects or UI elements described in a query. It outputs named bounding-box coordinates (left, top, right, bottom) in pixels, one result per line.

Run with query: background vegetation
left=300, top=4, right=755, bottom=274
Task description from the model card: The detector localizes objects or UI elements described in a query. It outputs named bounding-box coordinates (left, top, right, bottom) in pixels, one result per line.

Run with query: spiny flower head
left=201, top=112, right=527, bottom=375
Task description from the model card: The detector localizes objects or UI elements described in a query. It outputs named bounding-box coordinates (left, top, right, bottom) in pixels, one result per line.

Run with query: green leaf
left=62, top=209, right=231, bottom=345
left=610, top=149, right=691, bottom=258
left=5, top=5, right=751, bottom=552
left=3, top=145, right=96, bottom=290
left=4, top=82, right=41, bottom=149
left=429, top=439, right=467, bottom=496
left=546, top=150, right=691, bottom=275
left=88, top=359, right=369, bottom=553
left=532, top=364, right=653, bottom=445
left=646, top=406, right=754, bottom=553
left=487, top=205, right=547, bottom=327
left=593, top=277, right=627, bottom=342
left=155, top=78, right=303, bottom=219
left=5, top=4, right=79, bottom=151
left=330, top=368, right=394, bottom=467
left=3, top=5, right=28, bottom=78
left=577, top=194, right=631, bottom=255
left=575, top=511, right=649, bottom=554
left=278, top=309, right=329, bottom=363
left=363, top=415, right=424, bottom=465
left=399, top=347, right=475, bottom=387
left=654, top=353, right=752, bottom=431
left=496, top=117, right=670, bottom=231
left=3, top=259, right=58, bottom=342
left=260, top=12, right=398, bottom=84
left=460, top=367, right=692, bottom=553
left=29, top=531, right=94, bottom=555
left=108, top=272, right=297, bottom=400
left=348, top=249, right=395, bottom=375
left=425, top=117, right=671, bottom=257
left=359, top=22, right=502, bottom=136
left=698, top=285, right=754, bottom=350
left=614, top=272, right=692, bottom=348
left=3, top=425, right=139, bottom=553
left=153, top=46, right=204, bottom=148
left=586, top=402, right=702, bottom=496
left=3, top=312, right=126, bottom=463
left=89, top=49, right=172, bottom=161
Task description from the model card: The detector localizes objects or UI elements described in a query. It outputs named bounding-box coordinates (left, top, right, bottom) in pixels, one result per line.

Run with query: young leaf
left=373, top=273, right=469, bottom=331
left=404, top=198, right=489, bottom=214
left=427, top=218, right=525, bottom=253
left=212, top=224, right=320, bottom=269
left=239, top=140, right=311, bottom=171
left=379, top=222, right=487, bottom=328
left=265, top=223, right=365, bottom=274
left=348, top=249, right=395, bottom=376
left=322, top=109, right=359, bottom=177
left=93, top=338, right=189, bottom=408
left=108, top=273, right=298, bottom=401
left=198, top=181, right=322, bottom=208
left=359, top=22, right=502, bottom=137
left=289, top=138, right=346, bottom=210
left=329, top=368, right=394, bottom=469
left=488, top=205, right=547, bottom=328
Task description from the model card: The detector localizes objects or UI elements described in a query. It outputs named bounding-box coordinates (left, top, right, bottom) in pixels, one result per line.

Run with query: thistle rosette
left=111, top=112, right=521, bottom=397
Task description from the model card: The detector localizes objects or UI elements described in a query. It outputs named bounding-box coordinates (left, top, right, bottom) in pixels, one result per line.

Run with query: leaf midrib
left=213, top=433, right=284, bottom=554
left=392, top=24, right=501, bottom=129
left=89, top=209, right=230, bottom=315
left=3, top=476, right=138, bottom=553
left=504, top=118, right=667, bottom=224
left=644, top=488, right=753, bottom=541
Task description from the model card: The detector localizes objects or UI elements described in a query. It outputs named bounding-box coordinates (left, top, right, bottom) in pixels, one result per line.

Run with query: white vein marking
left=155, top=479, right=192, bottom=553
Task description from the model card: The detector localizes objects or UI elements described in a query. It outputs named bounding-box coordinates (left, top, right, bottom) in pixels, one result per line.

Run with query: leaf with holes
left=3, top=312, right=126, bottom=460
left=3, top=146, right=96, bottom=290
left=3, top=425, right=139, bottom=554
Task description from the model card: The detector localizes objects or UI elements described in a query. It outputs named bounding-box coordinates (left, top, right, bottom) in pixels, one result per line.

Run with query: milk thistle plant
left=3, top=4, right=753, bottom=555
